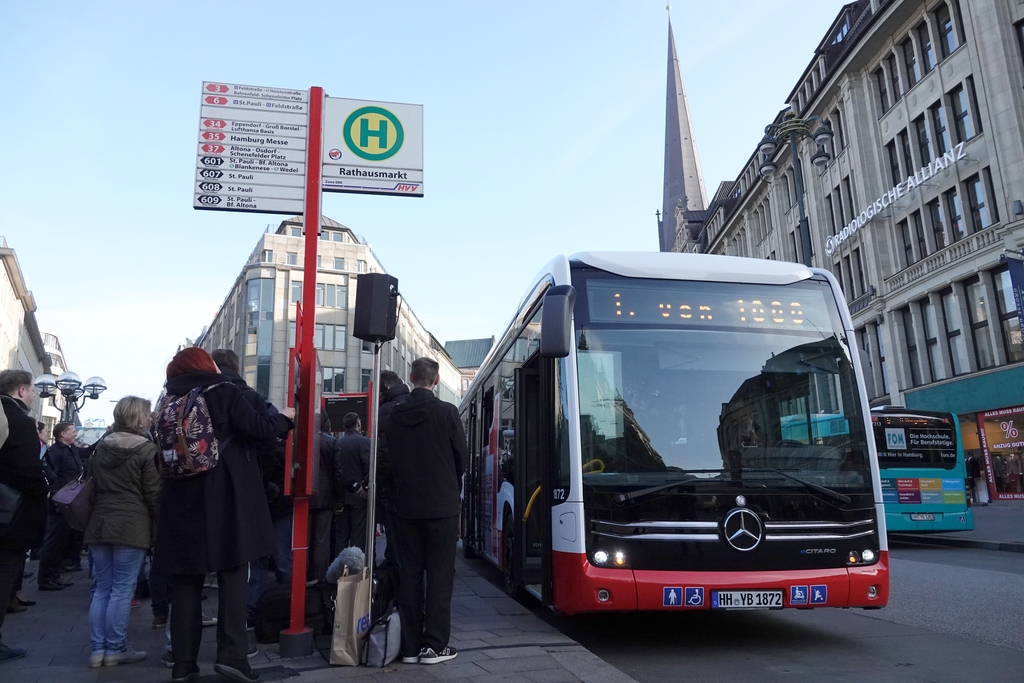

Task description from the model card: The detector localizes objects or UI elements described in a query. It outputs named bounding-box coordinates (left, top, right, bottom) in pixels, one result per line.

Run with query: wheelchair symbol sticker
left=684, top=587, right=704, bottom=607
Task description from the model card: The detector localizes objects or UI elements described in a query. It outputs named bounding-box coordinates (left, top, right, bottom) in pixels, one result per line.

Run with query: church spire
left=659, top=19, right=708, bottom=252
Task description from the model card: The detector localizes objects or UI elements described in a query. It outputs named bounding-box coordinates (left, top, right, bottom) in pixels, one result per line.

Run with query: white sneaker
left=419, top=646, right=457, bottom=664
left=88, top=651, right=105, bottom=668
left=103, top=646, right=147, bottom=666
left=401, top=648, right=427, bottom=664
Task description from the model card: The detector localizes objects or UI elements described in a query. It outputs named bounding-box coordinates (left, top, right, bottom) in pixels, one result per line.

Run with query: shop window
left=978, top=407, right=1024, bottom=498
left=945, top=187, right=966, bottom=241
left=930, top=101, right=950, bottom=154
left=965, top=278, right=996, bottom=369
left=922, top=299, right=945, bottom=381
left=917, top=22, right=936, bottom=73
left=901, top=38, right=919, bottom=88
left=902, top=307, right=923, bottom=387
left=941, top=288, right=969, bottom=375
left=993, top=268, right=1024, bottom=363
left=914, top=115, right=931, bottom=165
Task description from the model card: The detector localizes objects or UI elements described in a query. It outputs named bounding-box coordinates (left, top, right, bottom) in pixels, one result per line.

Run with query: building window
left=286, top=252, right=298, bottom=265
left=333, top=231, right=344, bottom=242
left=781, top=174, right=792, bottom=208
left=923, top=298, right=945, bottom=381
left=357, top=260, right=368, bottom=273
left=261, top=249, right=273, bottom=263
left=334, top=257, right=345, bottom=270
left=911, top=210, right=927, bottom=260
left=288, top=321, right=295, bottom=348
left=965, top=173, right=992, bottom=232
left=945, top=187, right=966, bottom=241
left=314, top=324, right=347, bottom=351
left=898, top=219, right=915, bottom=268
left=898, top=129, right=913, bottom=176
left=941, top=288, right=969, bottom=375
left=874, top=67, right=890, bottom=112
left=843, top=254, right=854, bottom=296
left=361, top=369, right=372, bottom=393
left=876, top=322, right=889, bottom=394
left=834, top=260, right=844, bottom=295
left=901, top=38, right=919, bottom=88
left=903, top=307, right=923, bottom=387
left=994, top=268, right=1024, bottom=362
left=323, top=367, right=345, bottom=393
left=842, top=177, right=855, bottom=222
left=887, top=54, right=902, bottom=103
left=885, top=141, right=901, bottom=186
left=854, top=248, right=866, bottom=296
left=949, top=84, right=975, bottom=142
left=927, top=198, right=946, bottom=250
left=316, top=282, right=347, bottom=308
left=917, top=21, right=936, bottom=73
left=936, top=2, right=957, bottom=59
left=930, top=101, right=950, bottom=154
left=290, top=227, right=302, bottom=237
left=965, top=278, right=995, bottom=369
left=290, top=280, right=302, bottom=304
left=320, top=230, right=330, bottom=241
left=362, top=340, right=373, bottom=353
left=832, top=107, right=846, bottom=150
left=245, top=278, right=274, bottom=398
left=826, top=195, right=838, bottom=235
left=914, top=115, right=931, bottom=165
left=1017, top=21, right=1024, bottom=71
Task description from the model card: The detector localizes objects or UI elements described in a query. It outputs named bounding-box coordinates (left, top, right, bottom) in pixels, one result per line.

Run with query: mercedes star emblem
left=723, top=508, right=763, bottom=552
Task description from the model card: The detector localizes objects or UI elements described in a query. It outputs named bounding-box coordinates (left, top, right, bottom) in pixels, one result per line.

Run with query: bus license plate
left=910, top=513, right=935, bottom=521
left=711, top=590, right=783, bottom=609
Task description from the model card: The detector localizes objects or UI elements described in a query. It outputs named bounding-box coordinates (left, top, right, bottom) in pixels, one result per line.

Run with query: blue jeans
left=88, top=544, right=146, bottom=654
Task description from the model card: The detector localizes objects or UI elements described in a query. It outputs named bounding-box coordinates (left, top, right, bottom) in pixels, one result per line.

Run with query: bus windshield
left=573, top=272, right=871, bottom=492
left=872, top=412, right=957, bottom=470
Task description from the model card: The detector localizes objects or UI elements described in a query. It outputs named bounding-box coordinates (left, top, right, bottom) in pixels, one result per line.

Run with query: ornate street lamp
left=35, top=371, right=107, bottom=423
left=757, top=112, right=835, bottom=267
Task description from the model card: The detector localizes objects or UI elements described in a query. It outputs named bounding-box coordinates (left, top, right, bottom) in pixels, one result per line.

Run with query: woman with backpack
left=85, top=395, right=161, bottom=668
left=152, top=348, right=294, bottom=683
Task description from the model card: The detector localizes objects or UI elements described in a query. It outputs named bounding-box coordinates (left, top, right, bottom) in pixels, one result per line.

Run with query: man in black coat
left=379, top=358, right=467, bottom=665
left=376, top=370, right=409, bottom=566
left=308, top=413, right=345, bottom=582
left=335, top=413, right=370, bottom=553
left=37, top=421, right=83, bottom=589
left=0, top=369, right=48, bottom=662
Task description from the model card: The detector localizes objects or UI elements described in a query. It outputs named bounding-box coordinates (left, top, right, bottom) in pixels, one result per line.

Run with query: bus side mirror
left=541, top=285, right=576, bottom=358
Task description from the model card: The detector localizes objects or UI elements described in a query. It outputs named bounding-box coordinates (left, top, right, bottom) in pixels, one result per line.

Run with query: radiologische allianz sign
left=825, top=141, right=968, bottom=256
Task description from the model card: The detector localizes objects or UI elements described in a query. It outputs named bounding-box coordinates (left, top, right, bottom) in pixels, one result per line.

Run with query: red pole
left=283, top=85, right=324, bottom=643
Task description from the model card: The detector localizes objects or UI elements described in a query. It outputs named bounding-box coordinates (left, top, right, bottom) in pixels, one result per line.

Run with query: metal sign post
left=279, top=85, right=324, bottom=659
left=364, top=349, right=382, bottom=623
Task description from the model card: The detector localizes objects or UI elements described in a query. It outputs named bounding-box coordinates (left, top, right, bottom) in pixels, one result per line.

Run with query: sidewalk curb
left=889, top=533, right=1024, bottom=553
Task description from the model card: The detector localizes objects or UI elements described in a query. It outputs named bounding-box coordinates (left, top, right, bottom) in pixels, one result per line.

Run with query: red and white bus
left=459, top=252, right=889, bottom=614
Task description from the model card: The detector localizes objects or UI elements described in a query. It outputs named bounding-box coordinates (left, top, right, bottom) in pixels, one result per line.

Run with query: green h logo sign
left=344, top=106, right=404, bottom=161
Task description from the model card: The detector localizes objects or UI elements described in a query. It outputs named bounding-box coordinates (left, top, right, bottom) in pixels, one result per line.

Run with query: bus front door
left=513, top=353, right=553, bottom=605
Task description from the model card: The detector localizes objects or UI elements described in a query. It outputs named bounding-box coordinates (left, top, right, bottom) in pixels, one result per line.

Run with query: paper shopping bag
left=330, top=568, right=371, bottom=666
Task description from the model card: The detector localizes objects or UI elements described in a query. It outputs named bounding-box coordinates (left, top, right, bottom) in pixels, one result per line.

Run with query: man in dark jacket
left=376, top=370, right=409, bottom=566
left=335, top=413, right=370, bottom=553
left=37, top=421, right=83, bottom=589
left=308, top=413, right=345, bottom=582
left=0, top=369, right=48, bottom=662
left=379, top=358, right=466, bottom=665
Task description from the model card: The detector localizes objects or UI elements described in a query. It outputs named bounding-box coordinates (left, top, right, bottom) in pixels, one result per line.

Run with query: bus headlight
left=613, top=551, right=627, bottom=566
left=593, top=551, right=609, bottom=565
left=861, top=549, right=876, bottom=563
left=847, top=550, right=860, bottom=564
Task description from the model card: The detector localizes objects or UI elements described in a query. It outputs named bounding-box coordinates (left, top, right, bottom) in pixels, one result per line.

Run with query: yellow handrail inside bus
left=582, top=459, right=605, bottom=473
left=523, top=486, right=542, bottom=522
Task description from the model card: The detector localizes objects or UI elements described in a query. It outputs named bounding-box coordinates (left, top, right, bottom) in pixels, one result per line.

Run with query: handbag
left=0, top=481, right=23, bottom=531
left=52, top=473, right=94, bottom=531
left=329, top=567, right=371, bottom=666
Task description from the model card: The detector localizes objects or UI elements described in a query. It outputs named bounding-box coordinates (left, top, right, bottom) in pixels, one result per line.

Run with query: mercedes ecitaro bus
left=871, top=406, right=974, bottom=533
left=459, top=252, right=889, bottom=614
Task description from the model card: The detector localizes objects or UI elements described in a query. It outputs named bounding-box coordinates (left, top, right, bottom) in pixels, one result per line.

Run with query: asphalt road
left=468, top=543, right=1024, bottom=682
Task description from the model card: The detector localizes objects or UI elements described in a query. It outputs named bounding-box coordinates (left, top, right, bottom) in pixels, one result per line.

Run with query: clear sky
left=0, top=0, right=850, bottom=424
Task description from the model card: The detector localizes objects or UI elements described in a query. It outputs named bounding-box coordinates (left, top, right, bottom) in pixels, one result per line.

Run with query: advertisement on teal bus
left=871, top=406, right=974, bottom=533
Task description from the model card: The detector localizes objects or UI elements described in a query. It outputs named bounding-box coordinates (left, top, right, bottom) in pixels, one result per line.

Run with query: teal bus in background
left=870, top=406, right=974, bottom=533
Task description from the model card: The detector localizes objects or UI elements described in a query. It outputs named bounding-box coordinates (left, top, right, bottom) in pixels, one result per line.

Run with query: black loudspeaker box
left=353, top=273, right=398, bottom=343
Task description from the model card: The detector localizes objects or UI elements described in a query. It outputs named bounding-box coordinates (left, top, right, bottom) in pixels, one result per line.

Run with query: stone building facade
left=696, top=0, right=1024, bottom=500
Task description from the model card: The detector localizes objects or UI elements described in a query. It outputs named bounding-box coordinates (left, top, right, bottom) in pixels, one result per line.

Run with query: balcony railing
left=884, top=225, right=1002, bottom=294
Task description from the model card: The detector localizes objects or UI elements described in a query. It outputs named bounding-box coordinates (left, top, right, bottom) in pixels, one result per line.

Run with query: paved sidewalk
left=2, top=551, right=636, bottom=683
left=888, top=500, right=1024, bottom=553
